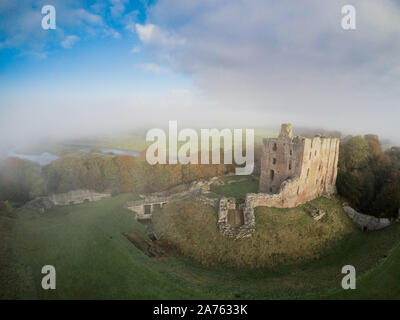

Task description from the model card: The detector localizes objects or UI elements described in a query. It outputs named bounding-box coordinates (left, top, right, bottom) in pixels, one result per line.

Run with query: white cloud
left=137, top=62, right=166, bottom=74
left=110, top=0, right=127, bottom=17
left=2, top=0, right=400, bottom=145
left=61, top=35, right=80, bottom=49
left=0, top=1, right=113, bottom=55
left=135, top=23, right=185, bottom=49
left=169, top=89, right=192, bottom=101
left=130, top=46, right=141, bottom=53
left=125, top=22, right=136, bottom=33
left=123, top=10, right=139, bottom=32
left=0, top=4, right=48, bottom=54
left=139, top=0, right=400, bottom=140
left=104, top=28, right=122, bottom=39
left=72, top=8, right=103, bottom=25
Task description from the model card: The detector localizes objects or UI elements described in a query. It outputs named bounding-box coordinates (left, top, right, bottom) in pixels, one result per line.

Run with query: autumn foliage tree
left=337, top=136, right=400, bottom=218
left=0, top=158, right=45, bottom=203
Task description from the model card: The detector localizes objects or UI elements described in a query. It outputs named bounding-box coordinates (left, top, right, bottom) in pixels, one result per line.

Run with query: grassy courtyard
left=207, top=175, right=259, bottom=199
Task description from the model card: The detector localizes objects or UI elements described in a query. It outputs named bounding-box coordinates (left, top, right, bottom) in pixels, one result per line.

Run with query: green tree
left=0, top=200, right=13, bottom=217
left=0, top=158, right=44, bottom=203
left=337, top=135, right=400, bottom=218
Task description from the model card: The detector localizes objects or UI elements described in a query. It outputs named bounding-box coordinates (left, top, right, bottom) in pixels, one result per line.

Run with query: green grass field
left=1, top=193, right=400, bottom=299
left=207, top=175, right=259, bottom=199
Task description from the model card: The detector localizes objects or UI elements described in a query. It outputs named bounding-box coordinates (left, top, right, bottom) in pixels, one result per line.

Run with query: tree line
left=0, top=154, right=226, bottom=206
left=337, top=135, right=400, bottom=218
left=1, top=136, right=399, bottom=219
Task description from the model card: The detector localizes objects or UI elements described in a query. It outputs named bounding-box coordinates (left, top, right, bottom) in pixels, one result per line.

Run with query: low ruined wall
left=25, top=189, right=111, bottom=212
left=246, top=178, right=303, bottom=209
left=126, top=177, right=223, bottom=217
left=50, top=190, right=111, bottom=206
left=343, top=206, right=392, bottom=231
left=24, top=197, right=56, bottom=213
left=243, top=177, right=333, bottom=224
left=193, top=195, right=219, bottom=208
left=126, top=190, right=198, bottom=209
left=218, top=197, right=255, bottom=239
left=246, top=174, right=335, bottom=210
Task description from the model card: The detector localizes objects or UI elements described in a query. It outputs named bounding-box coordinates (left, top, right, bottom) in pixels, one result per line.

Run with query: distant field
left=12, top=127, right=277, bottom=158
left=1, top=193, right=400, bottom=299
left=13, top=133, right=150, bottom=157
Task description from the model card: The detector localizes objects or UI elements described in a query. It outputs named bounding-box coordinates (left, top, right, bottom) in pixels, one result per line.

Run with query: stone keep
left=258, top=124, right=339, bottom=207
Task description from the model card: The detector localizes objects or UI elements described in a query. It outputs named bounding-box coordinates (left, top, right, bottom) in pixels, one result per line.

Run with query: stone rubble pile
left=217, top=197, right=255, bottom=239
left=303, top=203, right=326, bottom=221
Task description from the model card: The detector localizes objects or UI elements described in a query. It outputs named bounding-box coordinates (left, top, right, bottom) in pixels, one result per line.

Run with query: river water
left=99, top=148, right=140, bottom=157
left=5, top=150, right=59, bottom=166
left=2, top=147, right=139, bottom=166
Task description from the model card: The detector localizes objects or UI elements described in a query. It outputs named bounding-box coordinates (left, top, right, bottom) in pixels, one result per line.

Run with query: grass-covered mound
left=153, top=196, right=356, bottom=268
left=1, top=193, right=400, bottom=299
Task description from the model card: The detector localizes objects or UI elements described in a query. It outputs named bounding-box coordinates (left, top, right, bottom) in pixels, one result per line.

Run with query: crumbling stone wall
left=126, top=190, right=196, bottom=218
left=25, top=189, right=111, bottom=212
left=50, top=189, right=111, bottom=205
left=343, top=206, right=392, bottom=231
left=126, top=177, right=223, bottom=219
left=193, top=195, right=219, bottom=208
left=24, top=197, right=56, bottom=213
left=217, top=197, right=255, bottom=239
left=258, top=124, right=339, bottom=207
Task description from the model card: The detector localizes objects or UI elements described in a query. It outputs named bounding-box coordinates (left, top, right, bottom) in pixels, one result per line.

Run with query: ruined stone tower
left=258, top=124, right=339, bottom=207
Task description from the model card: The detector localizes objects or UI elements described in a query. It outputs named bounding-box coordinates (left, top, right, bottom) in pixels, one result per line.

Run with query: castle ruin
left=126, top=123, right=341, bottom=240
left=252, top=123, right=339, bottom=208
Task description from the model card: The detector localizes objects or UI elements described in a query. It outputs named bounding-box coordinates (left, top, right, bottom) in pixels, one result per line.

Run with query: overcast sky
left=1, top=0, right=399, bottom=150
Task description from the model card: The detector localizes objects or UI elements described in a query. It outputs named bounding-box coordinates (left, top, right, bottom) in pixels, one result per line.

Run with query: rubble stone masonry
left=256, top=124, right=340, bottom=208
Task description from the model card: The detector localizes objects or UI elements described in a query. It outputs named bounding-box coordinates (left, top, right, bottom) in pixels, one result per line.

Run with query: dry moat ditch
left=122, top=215, right=170, bottom=258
